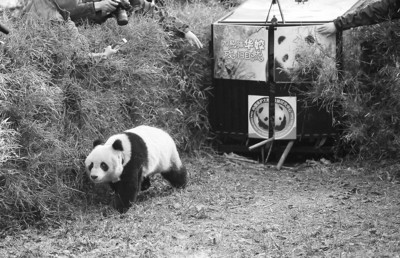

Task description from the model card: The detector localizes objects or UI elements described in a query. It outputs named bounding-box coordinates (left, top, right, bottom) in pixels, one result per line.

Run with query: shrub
left=291, top=19, right=400, bottom=160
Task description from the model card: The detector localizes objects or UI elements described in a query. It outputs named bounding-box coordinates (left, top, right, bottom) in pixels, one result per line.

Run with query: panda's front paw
left=111, top=196, right=129, bottom=213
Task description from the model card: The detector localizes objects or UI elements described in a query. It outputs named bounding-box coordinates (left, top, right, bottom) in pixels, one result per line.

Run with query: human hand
left=317, top=22, right=337, bottom=37
left=184, top=31, right=203, bottom=49
left=95, top=0, right=120, bottom=14
left=103, top=45, right=119, bottom=58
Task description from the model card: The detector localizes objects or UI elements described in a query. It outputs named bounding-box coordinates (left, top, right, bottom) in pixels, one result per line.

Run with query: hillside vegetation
left=290, top=19, right=400, bottom=160
left=0, top=0, right=228, bottom=232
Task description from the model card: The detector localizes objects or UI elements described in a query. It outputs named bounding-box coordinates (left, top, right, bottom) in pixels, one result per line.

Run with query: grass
left=1, top=154, right=399, bottom=257
left=0, top=118, right=19, bottom=164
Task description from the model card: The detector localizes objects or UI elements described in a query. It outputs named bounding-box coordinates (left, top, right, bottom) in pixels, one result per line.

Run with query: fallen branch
left=223, top=152, right=259, bottom=164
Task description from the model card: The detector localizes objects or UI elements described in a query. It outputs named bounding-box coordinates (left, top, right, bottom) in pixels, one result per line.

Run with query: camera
left=115, top=0, right=132, bottom=26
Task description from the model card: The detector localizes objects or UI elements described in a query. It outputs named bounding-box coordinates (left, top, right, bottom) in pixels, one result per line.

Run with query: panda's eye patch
left=88, top=162, right=93, bottom=171
left=305, top=35, right=315, bottom=45
left=278, top=36, right=285, bottom=44
left=100, top=162, right=109, bottom=171
left=282, top=54, right=289, bottom=62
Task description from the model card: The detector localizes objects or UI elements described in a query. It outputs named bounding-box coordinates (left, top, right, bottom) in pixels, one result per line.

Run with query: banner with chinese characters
left=248, top=95, right=297, bottom=140
left=274, top=26, right=336, bottom=83
left=213, top=24, right=268, bottom=81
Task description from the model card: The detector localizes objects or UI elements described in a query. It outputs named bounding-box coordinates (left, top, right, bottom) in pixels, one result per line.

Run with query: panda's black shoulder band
left=93, top=139, right=103, bottom=148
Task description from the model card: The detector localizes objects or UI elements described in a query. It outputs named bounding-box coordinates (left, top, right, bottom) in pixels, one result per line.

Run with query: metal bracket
left=266, top=0, right=285, bottom=24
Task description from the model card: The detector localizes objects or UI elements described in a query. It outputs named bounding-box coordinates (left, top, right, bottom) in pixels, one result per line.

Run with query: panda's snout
left=91, top=175, right=98, bottom=180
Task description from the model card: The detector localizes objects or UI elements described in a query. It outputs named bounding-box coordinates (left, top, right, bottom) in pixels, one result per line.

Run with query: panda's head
left=255, top=103, right=287, bottom=128
left=275, top=35, right=302, bottom=71
left=85, top=139, right=125, bottom=184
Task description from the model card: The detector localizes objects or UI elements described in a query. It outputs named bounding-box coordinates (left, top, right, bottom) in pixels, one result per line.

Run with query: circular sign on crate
left=249, top=97, right=296, bottom=139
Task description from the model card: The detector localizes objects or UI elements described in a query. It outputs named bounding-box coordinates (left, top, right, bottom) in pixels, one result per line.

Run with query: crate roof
left=219, top=0, right=365, bottom=24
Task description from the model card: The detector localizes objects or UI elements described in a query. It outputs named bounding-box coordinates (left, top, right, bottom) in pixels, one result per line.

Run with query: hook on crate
left=266, top=0, right=285, bottom=24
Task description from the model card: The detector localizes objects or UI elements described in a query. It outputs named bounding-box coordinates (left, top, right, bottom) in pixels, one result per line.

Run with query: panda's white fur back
left=106, top=125, right=182, bottom=178
left=127, top=126, right=182, bottom=176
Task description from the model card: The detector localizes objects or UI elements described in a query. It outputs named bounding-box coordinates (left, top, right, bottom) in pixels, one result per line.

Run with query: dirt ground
left=1, top=154, right=400, bottom=257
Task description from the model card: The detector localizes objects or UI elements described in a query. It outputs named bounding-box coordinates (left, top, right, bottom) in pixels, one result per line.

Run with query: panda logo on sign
left=249, top=97, right=295, bottom=139
left=255, top=104, right=287, bottom=131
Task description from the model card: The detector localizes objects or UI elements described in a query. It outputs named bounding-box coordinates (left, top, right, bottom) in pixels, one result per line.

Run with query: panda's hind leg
left=161, top=165, right=188, bottom=188
left=141, top=176, right=151, bottom=191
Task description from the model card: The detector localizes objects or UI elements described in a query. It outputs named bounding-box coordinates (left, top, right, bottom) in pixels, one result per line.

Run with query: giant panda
left=85, top=125, right=188, bottom=213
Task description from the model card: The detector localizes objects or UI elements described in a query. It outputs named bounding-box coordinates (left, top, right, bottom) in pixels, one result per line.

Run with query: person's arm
left=334, top=0, right=400, bottom=31
left=67, top=0, right=97, bottom=21
left=88, top=45, right=118, bottom=58
left=133, top=0, right=202, bottom=48
left=68, top=0, right=119, bottom=24
left=157, top=5, right=203, bottom=48
left=65, top=19, right=118, bottom=59
left=318, top=0, right=400, bottom=36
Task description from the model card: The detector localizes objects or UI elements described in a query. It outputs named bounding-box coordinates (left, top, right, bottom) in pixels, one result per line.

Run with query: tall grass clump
left=0, top=119, right=19, bottom=164
left=0, top=1, right=229, bottom=232
left=290, top=19, right=400, bottom=160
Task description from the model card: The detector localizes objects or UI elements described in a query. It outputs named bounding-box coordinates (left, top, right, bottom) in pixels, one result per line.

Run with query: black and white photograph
left=1, top=0, right=399, bottom=257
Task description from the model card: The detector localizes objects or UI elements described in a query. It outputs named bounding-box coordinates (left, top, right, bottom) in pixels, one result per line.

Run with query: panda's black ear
left=93, top=139, right=103, bottom=148
left=112, top=139, right=124, bottom=151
